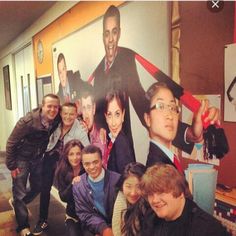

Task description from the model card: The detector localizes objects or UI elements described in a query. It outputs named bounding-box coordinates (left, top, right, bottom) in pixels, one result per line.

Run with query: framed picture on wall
left=3, top=65, right=12, bottom=110
left=36, top=75, right=52, bottom=106
left=224, top=43, right=236, bottom=122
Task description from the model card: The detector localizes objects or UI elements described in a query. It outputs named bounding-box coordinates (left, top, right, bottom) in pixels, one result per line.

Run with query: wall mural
left=51, top=2, right=170, bottom=164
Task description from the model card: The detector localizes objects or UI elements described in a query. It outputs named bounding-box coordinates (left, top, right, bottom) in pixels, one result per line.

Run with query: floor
left=0, top=153, right=66, bottom=236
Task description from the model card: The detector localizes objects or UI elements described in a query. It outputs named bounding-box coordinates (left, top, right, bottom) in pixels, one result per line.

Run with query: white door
left=14, top=44, right=36, bottom=118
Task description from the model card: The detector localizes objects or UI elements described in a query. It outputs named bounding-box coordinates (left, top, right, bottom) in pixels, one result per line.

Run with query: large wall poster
left=51, top=2, right=170, bottom=164
left=181, top=94, right=221, bottom=166
left=224, top=43, right=236, bottom=122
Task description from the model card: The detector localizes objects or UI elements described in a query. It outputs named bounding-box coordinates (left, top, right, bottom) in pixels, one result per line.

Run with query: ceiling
left=0, top=1, right=56, bottom=52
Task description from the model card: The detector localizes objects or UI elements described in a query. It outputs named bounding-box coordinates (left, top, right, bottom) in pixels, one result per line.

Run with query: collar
left=108, top=132, right=116, bottom=143
left=40, top=112, right=52, bottom=129
left=150, top=139, right=175, bottom=162
left=88, top=168, right=105, bottom=182
left=90, top=123, right=96, bottom=134
left=104, top=49, right=118, bottom=71
left=62, top=81, right=70, bottom=96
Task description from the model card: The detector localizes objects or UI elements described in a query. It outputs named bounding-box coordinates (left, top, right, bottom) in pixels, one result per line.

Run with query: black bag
left=203, top=125, right=229, bottom=159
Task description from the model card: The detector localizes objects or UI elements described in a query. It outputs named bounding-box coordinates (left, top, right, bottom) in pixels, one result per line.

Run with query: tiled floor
left=0, top=154, right=66, bottom=236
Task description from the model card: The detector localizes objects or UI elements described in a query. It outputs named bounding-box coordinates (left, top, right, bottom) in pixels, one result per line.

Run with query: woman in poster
left=56, top=140, right=84, bottom=236
left=103, top=89, right=135, bottom=174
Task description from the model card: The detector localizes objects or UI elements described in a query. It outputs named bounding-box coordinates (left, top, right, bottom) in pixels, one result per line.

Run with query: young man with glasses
left=144, top=82, right=219, bottom=170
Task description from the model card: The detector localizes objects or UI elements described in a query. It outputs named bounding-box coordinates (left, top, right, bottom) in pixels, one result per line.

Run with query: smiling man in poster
left=92, top=5, right=213, bottom=157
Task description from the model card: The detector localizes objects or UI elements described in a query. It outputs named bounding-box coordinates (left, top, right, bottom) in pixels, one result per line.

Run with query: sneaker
left=33, top=220, right=48, bottom=235
left=19, top=228, right=33, bottom=236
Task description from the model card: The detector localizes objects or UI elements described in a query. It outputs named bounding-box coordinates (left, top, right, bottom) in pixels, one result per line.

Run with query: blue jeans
left=12, top=158, right=43, bottom=232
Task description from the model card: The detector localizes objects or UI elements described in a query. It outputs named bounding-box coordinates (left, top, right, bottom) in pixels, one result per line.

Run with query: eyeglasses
left=150, top=102, right=181, bottom=114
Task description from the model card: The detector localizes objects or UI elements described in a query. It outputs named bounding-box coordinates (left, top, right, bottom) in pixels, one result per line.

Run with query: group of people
left=5, top=4, right=229, bottom=236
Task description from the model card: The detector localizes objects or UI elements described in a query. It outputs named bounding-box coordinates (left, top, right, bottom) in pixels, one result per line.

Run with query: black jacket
left=57, top=70, right=86, bottom=104
left=141, top=198, right=230, bottom=236
left=57, top=166, right=85, bottom=219
left=146, top=141, right=176, bottom=168
left=107, top=130, right=136, bottom=174
left=6, top=108, right=60, bottom=170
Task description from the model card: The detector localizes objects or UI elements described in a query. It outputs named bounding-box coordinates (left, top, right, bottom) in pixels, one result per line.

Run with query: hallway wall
left=0, top=2, right=77, bottom=151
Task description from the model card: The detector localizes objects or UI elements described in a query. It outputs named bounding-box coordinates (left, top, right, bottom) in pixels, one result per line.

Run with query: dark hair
left=145, top=82, right=170, bottom=103
left=104, top=89, right=126, bottom=113
left=42, top=93, right=60, bottom=105
left=57, top=52, right=66, bottom=68
left=80, top=82, right=95, bottom=103
left=141, top=164, right=192, bottom=200
left=81, top=144, right=102, bottom=160
left=61, top=102, right=77, bottom=112
left=103, top=5, right=120, bottom=30
left=120, top=162, right=148, bottom=236
left=56, top=139, right=84, bottom=184
left=117, top=162, right=146, bottom=190
left=144, top=82, right=175, bottom=113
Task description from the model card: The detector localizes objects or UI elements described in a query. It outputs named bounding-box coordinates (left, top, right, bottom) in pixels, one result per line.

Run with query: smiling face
left=82, top=152, right=103, bottom=180
left=144, top=87, right=179, bottom=148
left=41, top=96, right=60, bottom=122
left=103, top=15, right=120, bottom=64
left=105, top=97, right=125, bottom=138
left=123, top=175, right=141, bottom=205
left=60, top=105, right=77, bottom=128
left=58, top=58, right=67, bottom=88
left=147, top=191, right=185, bottom=221
left=81, top=96, right=95, bottom=131
left=68, top=145, right=82, bottom=168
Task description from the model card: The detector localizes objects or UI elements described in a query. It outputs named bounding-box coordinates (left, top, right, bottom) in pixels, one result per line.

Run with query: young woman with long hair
left=56, top=139, right=85, bottom=236
left=104, top=89, right=135, bottom=174
left=112, top=162, right=149, bottom=236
